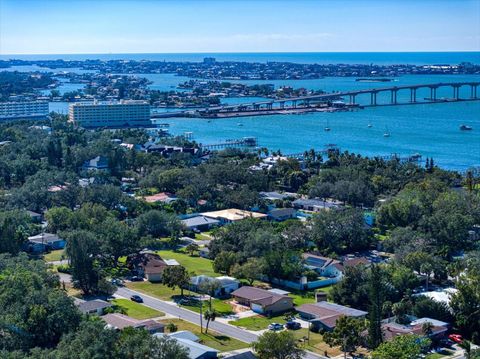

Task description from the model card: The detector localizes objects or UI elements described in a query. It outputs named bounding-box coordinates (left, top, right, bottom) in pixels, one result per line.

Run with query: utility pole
left=199, top=299, right=203, bottom=334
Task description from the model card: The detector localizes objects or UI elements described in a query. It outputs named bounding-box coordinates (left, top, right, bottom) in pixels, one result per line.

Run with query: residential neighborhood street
left=116, top=286, right=327, bottom=359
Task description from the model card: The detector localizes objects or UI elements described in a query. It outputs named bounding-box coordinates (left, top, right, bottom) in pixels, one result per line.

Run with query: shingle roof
left=77, top=299, right=112, bottom=313
left=232, top=286, right=290, bottom=306
left=181, top=215, right=220, bottom=228
left=297, top=302, right=367, bottom=328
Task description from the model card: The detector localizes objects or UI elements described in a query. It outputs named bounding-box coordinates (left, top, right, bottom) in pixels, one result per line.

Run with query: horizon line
left=1, top=50, right=479, bottom=56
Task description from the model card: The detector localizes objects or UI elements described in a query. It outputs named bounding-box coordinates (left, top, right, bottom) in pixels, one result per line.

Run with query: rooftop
left=201, top=209, right=267, bottom=222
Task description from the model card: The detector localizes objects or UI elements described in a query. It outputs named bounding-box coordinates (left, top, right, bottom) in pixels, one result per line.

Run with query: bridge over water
left=197, top=82, right=480, bottom=113
left=150, top=81, right=480, bottom=118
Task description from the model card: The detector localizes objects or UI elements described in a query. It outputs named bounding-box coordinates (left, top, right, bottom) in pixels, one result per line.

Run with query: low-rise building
left=292, top=198, right=341, bottom=212
left=381, top=318, right=448, bottom=341
left=154, top=331, right=219, bottom=359
left=181, top=215, right=220, bottom=231
left=75, top=299, right=113, bottom=315
left=231, top=286, right=294, bottom=316
left=142, top=192, right=178, bottom=204
left=190, top=275, right=240, bottom=297
left=82, top=156, right=109, bottom=171
left=201, top=209, right=267, bottom=224
left=102, top=313, right=164, bottom=334
left=27, top=233, right=66, bottom=253
left=267, top=208, right=297, bottom=221
left=128, top=252, right=168, bottom=282
left=297, top=301, right=368, bottom=331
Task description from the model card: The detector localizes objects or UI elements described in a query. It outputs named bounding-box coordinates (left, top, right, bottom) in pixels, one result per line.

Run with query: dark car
left=130, top=295, right=143, bottom=303
left=285, top=321, right=301, bottom=330
left=130, top=276, right=143, bottom=282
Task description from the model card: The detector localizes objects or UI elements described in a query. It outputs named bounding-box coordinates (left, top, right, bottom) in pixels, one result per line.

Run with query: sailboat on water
left=368, top=122, right=373, bottom=128
left=383, top=126, right=391, bottom=137
left=324, top=118, right=331, bottom=132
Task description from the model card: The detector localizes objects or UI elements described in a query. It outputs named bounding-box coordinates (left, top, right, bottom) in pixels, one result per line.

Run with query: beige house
left=231, top=286, right=294, bottom=316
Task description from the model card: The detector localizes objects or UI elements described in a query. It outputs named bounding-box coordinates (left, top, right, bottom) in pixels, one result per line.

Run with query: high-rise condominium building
left=0, top=101, right=49, bottom=121
left=68, top=101, right=151, bottom=128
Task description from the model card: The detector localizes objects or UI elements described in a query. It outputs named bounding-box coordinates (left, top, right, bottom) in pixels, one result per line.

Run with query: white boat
left=368, top=123, right=373, bottom=128
left=384, top=127, right=390, bottom=137
left=324, top=119, right=331, bottom=132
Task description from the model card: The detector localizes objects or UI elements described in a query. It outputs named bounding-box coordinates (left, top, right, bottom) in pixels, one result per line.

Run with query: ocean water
left=1, top=52, right=479, bottom=64
left=2, top=52, right=479, bottom=170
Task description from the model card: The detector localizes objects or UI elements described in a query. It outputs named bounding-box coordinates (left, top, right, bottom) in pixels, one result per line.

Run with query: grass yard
left=426, top=350, right=454, bottom=359
left=43, top=249, right=65, bottom=262
left=160, top=319, right=248, bottom=352
left=157, top=250, right=219, bottom=277
left=229, top=314, right=288, bottom=331
left=291, top=328, right=344, bottom=357
left=290, top=291, right=316, bottom=306
left=180, top=297, right=234, bottom=316
left=111, top=299, right=164, bottom=320
left=194, top=233, right=212, bottom=241
left=127, top=281, right=182, bottom=300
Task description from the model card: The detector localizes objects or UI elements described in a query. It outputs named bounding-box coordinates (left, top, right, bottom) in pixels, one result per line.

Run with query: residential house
left=75, top=299, right=112, bottom=315
left=128, top=252, right=168, bottom=282
left=26, top=210, right=42, bottom=222
left=303, top=253, right=370, bottom=280
left=102, top=313, right=164, bottom=334
left=154, top=332, right=218, bottom=359
left=190, top=275, right=240, bottom=297
left=27, top=233, right=66, bottom=253
left=181, top=215, right=220, bottom=231
left=381, top=318, right=448, bottom=341
left=82, top=156, right=109, bottom=171
left=292, top=198, right=341, bottom=212
left=267, top=208, right=297, bottom=222
left=302, top=253, right=342, bottom=278
left=414, top=288, right=458, bottom=307
left=201, top=209, right=267, bottom=224
left=296, top=301, right=368, bottom=331
left=259, top=191, right=296, bottom=201
left=231, top=286, right=294, bottom=316
left=223, top=351, right=257, bottom=359
left=143, top=192, right=177, bottom=204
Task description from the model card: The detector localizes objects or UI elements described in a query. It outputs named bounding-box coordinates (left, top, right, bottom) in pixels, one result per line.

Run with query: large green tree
left=252, top=331, right=305, bottom=359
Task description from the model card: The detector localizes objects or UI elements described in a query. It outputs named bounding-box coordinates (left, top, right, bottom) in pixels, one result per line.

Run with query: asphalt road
left=116, top=286, right=326, bottom=359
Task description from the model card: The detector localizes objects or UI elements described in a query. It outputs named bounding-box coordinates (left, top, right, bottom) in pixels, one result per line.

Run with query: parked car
left=268, top=323, right=284, bottom=331
left=130, top=295, right=143, bottom=303
left=130, top=276, right=143, bottom=282
left=111, top=278, right=124, bottom=286
left=285, top=321, right=301, bottom=330
left=448, top=334, right=463, bottom=343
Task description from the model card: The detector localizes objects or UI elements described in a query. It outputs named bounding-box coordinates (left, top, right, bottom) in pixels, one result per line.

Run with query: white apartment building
left=0, top=101, right=49, bottom=121
left=69, top=100, right=152, bottom=128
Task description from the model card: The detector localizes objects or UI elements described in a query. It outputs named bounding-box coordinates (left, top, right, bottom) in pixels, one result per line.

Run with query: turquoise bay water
left=2, top=53, right=479, bottom=169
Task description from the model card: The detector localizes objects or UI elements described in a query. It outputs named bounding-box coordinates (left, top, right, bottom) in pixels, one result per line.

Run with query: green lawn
left=157, top=250, right=219, bottom=277
left=194, top=233, right=212, bottom=241
left=180, top=297, right=234, bottom=316
left=290, top=291, right=316, bottom=306
left=161, top=319, right=248, bottom=352
left=291, top=328, right=344, bottom=357
left=426, top=350, right=453, bottom=359
left=229, top=314, right=288, bottom=331
left=111, top=299, right=164, bottom=320
left=43, top=249, right=65, bottom=262
left=126, top=282, right=233, bottom=316
left=127, top=281, right=182, bottom=300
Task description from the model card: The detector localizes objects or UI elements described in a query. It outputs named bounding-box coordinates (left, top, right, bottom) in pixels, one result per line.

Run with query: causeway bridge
left=192, top=81, right=480, bottom=115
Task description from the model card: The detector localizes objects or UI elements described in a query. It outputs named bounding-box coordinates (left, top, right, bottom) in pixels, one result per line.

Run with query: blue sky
left=1, top=0, right=479, bottom=54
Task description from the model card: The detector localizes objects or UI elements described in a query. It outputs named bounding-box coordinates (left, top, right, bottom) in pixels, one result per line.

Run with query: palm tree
left=204, top=309, right=217, bottom=333
left=422, top=322, right=434, bottom=337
